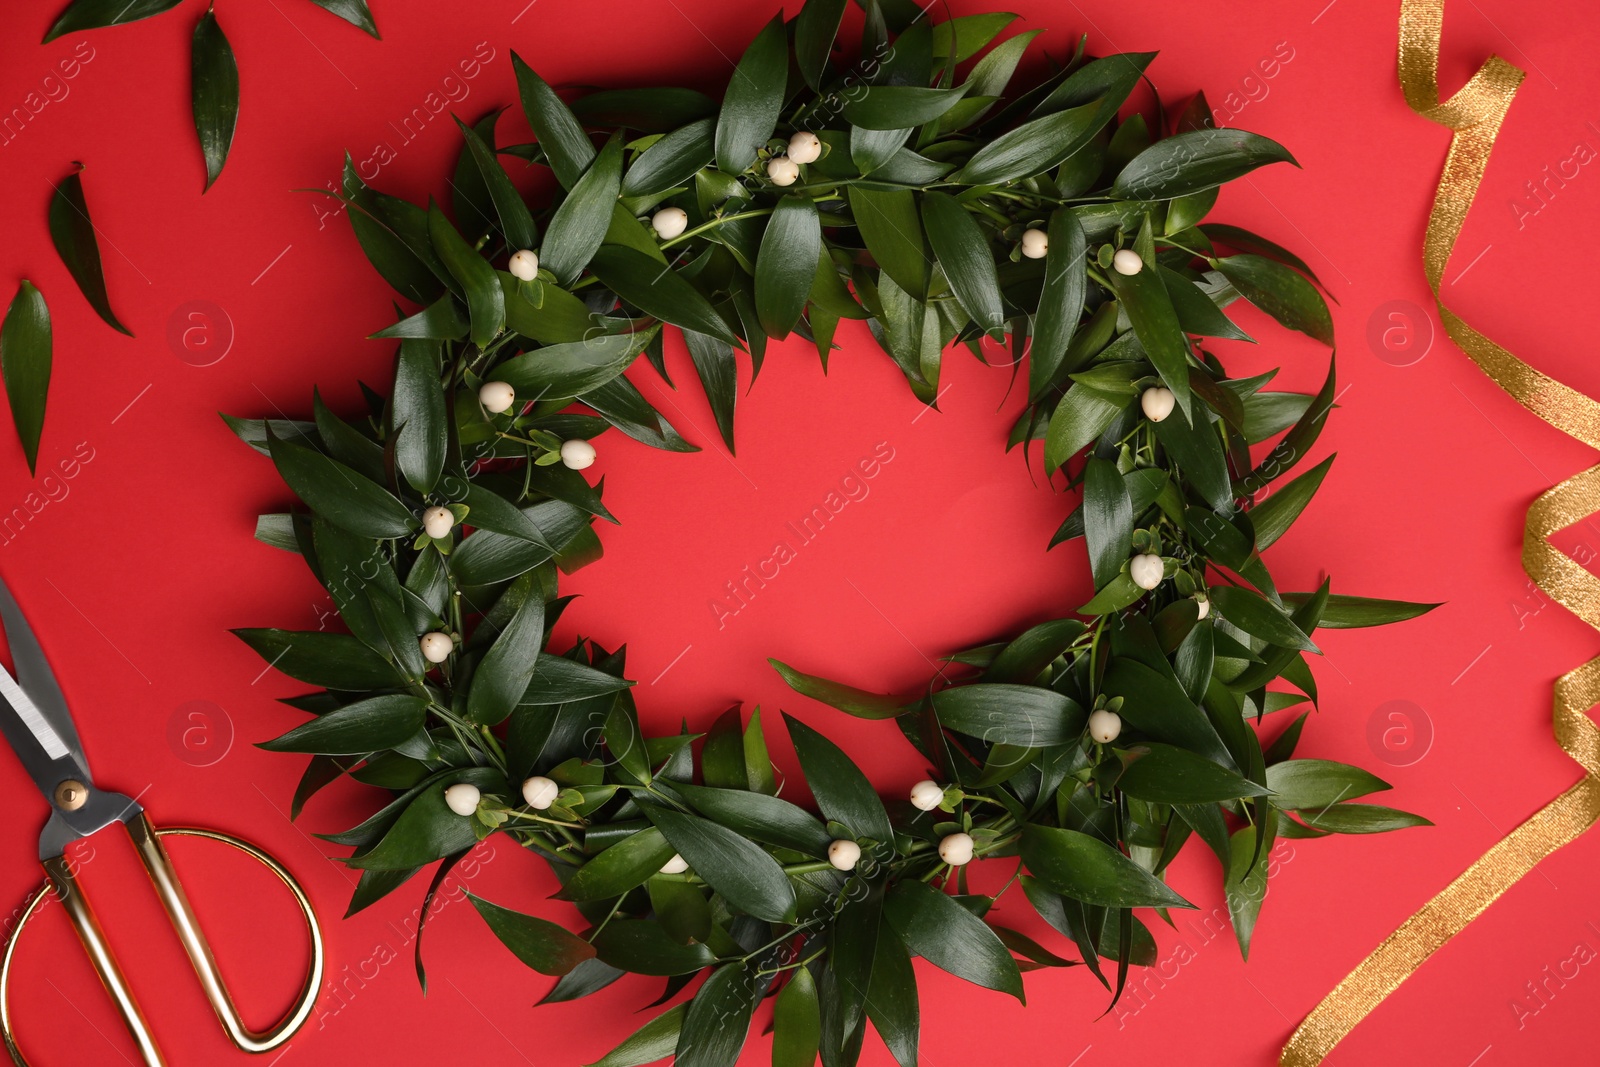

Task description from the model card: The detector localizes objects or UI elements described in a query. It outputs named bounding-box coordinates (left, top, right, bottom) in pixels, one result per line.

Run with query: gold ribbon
left=1278, top=2, right=1600, bottom=1063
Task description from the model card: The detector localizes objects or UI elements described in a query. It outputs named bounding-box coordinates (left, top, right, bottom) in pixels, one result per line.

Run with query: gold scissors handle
left=0, top=814, right=324, bottom=1066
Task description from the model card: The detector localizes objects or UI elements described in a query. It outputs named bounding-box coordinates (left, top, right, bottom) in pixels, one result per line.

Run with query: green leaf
left=842, top=84, right=970, bottom=129
left=427, top=201, right=503, bottom=348
left=1113, top=130, right=1297, bottom=201
left=1029, top=208, right=1087, bottom=401
left=1160, top=265, right=1251, bottom=341
left=455, top=117, right=538, bottom=250
left=0, top=282, right=52, bottom=474
left=47, top=167, right=130, bottom=336
left=1203, top=223, right=1325, bottom=290
left=258, top=694, right=427, bottom=754
left=772, top=966, right=822, bottom=1067
left=676, top=962, right=759, bottom=1067
left=715, top=15, right=787, bottom=173
left=512, top=54, right=595, bottom=189
left=591, top=919, right=715, bottom=975
left=986, top=618, right=1085, bottom=684
left=521, top=654, right=634, bottom=704
left=770, top=659, right=906, bottom=720
left=468, top=893, right=597, bottom=975
left=851, top=126, right=913, bottom=176
left=1226, top=825, right=1268, bottom=959
left=466, top=583, right=545, bottom=726
left=930, top=684, right=1084, bottom=745
left=1208, top=587, right=1318, bottom=652
left=1150, top=401, right=1232, bottom=513
left=620, top=118, right=716, bottom=198
left=1044, top=384, right=1124, bottom=472
left=1279, top=593, right=1440, bottom=629
left=370, top=295, right=468, bottom=341
left=392, top=340, right=447, bottom=492
left=683, top=330, right=737, bottom=451
left=1250, top=454, right=1333, bottom=550
left=43, top=0, right=182, bottom=40
left=588, top=245, right=737, bottom=344
left=1109, top=256, right=1191, bottom=422
left=1020, top=825, right=1193, bottom=909
left=865, top=924, right=919, bottom=1067
left=850, top=186, right=928, bottom=301
left=794, top=0, right=847, bottom=89
left=585, top=1006, right=685, bottom=1067
left=1294, top=804, right=1432, bottom=834
left=493, top=328, right=652, bottom=400
left=1217, top=254, right=1333, bottom=346
left=304, top=0, right=378, bottom=36
left=190, top=6, right=238, bottom=190
left=884, top=880, right=1024, bottom=1000
left=232, top=628, right=401, bottom=690
left=543, top=134, right=625, bottom=286
left=340, top=159, right=446, bottom=305
left=644, top=806, right=795, bottom=922
left=673, top=782, right=830, bottom=857
left=932, top=12, right=1017, bottom=63
left=1115, top=744, right=1272, bottom=804
left=267, top=432, right=414, bottom=539
left=921, top=191, right=1003, bottom=337
left=562, top=826, right=677, bottom=902
left=755, top=196, right=821, bottom=339
left=955, top=99, right=1105, bottom=185
left=347, top=771, right=505, bottom=870
left=648, top=877, right=712, bottom=947
left=1083, top=457, right=1132, bottom=590
left=1101, top=657, right=1231, bottom=766
left=784, top=714, right=894, bottom=844
left=1265, top=759, right=1390, bottom=810
left=1033, top=52, right=1156, bottom=123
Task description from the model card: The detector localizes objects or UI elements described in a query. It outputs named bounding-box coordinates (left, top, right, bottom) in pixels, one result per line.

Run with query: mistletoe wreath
left=232, top=3, right=1435, bottom=1064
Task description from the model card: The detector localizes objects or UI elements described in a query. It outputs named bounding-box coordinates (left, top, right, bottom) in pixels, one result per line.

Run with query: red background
left=0, top=0, right=1596, bottom=1063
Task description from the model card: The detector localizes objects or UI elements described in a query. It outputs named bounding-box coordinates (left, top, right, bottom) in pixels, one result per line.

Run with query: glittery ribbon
left=1278, top=2, right=1600, bottom=1063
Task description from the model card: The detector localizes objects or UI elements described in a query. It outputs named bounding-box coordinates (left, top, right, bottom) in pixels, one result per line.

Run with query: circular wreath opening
left=230, top=5, right=1437, bottom=1064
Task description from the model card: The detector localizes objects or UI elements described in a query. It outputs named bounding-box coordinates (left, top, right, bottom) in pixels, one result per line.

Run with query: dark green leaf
left=1265, top=759, right=1390, bottom=809
left=1101, top=658, right=1231, bottom=766
left=772, top=966, right=822, bottom=1067
left=770, top=659, right=906, bottom=720
left=1109, top=258, right=1191, bottom=421
left=191, top=6, right=238, bottom=190
left=1112, top=130, right=1297, bottom=201
left=348, top=773, right=504, bottom=870
left=512, top=54, right=595, bottom=188
left=620, top=118, right=716, bottom=198
left=1150, top=402, right=1232, bottom=513
left=590, top=919, right=715, bottom=975
left=1208, top=587, right=1318, bottom=652
left=585, top=1006, right=685, bottom=1067
left=47, top=167, right=130, bottom=335
left=884, top=880, right=1024, bottom=1000
left=1161, top=265, right=1251, bottom=341
left=850, top=186, right=928, bottom=300
left=468, top=893, right=597, bottom=975
left=232, top=628, right=401, bottom=690
left=370, top=295, right=468, bottom=341
left=1029, top=208, right=1087, bottom=401
left=522, top=653, right=635, bottom=704
left=1, top=282, right=52, bottom=474
left=673, top=782, right=830, bottom=857
left=1250, top=455, right=1333, bottom=550
left=1202, top=223, right=1325, bottom=290
left=1226, top=825, right=1268, bottom=959
left=1044, top=384, right=1124, bottom=472
left=267, top=431, right=413, bottom=538
left=921, top=191, right=1003, bottom=336
left=340, top=159, right=446, bottom=305
left=466, top=583, right=544, bottom=726
left=644, top=806, right=796, bottom=923
left=865, top=924, right=918, bottom=1067
left=755, top=196, right=821, bottom=339
left=1020, top=825, right=1192, bottom=909
left=456, top=117, right=538, bottom=249
left=1083, top=457, right=1132, bottom=591
left=543, top=134, right=625, bottom=286
left=588, top=245, right=738, bottom=343
left=43, top=0, right=182, bottom=40
left=794, top=0, right=847, bottom=89
left=304, top=0, right=378, bottom=36
left=955, top=99, right=1104, bottom=185
left=392, top=340, right=447, bottom=491
left=842, top=84, right=970, bottom=129
left=715, top=15, right=786, bottom=173
left=562, top=826, right=677, bottom=902
left=676, top=962, right=759, bottom=1067
left=931, top=684, right=1084, bottom=745
left=1294, top=804, right=1432, bottom=834
left=493, top=328, right=652, bottom=400
left=785, top=714, right=894, bottom=843
left=1279, top=593, right=1440, bottom=629
left=258, top=694, right=427, bottom=755
left=1115, top=743, right=1272, bottom=804
left=427, top=201, right=503, bottom=348
left=1217, top=254, right=1333, bottom=346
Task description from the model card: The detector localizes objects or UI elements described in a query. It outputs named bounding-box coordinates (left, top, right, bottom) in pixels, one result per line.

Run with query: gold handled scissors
left=0, top=577, right=323, bottom=1065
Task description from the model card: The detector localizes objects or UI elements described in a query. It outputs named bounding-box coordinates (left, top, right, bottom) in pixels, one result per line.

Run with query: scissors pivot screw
left=52, top=780, right=87, bottom=812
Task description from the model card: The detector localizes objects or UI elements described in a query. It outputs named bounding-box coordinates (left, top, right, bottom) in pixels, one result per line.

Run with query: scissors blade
left=0, top=576, right=92, bottom=797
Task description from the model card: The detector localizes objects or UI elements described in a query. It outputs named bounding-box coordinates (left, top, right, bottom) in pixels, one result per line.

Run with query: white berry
left=660, top=853, right=689, bottom=875
left=1129, top=554, right=1164, bottom=591
left=421, top=506, right=454, bottom=539
left=508, top=249, right=539, bottom=281
left=909, top=780, right=945, bottom=812
left=479, top=381, right=515, bottom=414
left=419, top=631, right=454, bottom=663
left=1020, top=228, right=1049, bottom=259
left=444, top=783, right=480, bottom=816
left=828, top=839, right=862, bottom=871
left=521, top=776, right=559, bottom=810
left=1087, top=709, right=1122, bottom=744
left=1196, top=598, right=1211, bottom=620
left=1140, top=386, right=1176, bottom=423
left=938, top=832, right=975, bottom=867
left=651, top=207, right=688, bottom=240
left=559, top=439, right=596, bottom=470
left=767, top=157, right=800, bottom=186
left=787, top=131, right=822, bottom=165
left=1112, top=248, right=1144, bottom=275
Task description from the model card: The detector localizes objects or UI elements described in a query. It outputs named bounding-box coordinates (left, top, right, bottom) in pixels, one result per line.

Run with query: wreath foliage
left=232, top=3, right=1436, bottom=1063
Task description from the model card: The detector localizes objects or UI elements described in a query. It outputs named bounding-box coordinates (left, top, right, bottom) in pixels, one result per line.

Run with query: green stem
left=659, top=207, right=776, bottom=249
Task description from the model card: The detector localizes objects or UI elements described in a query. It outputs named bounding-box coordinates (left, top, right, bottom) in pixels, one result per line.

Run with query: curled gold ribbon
left=1279, top=2, right=1600, bottom=1063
